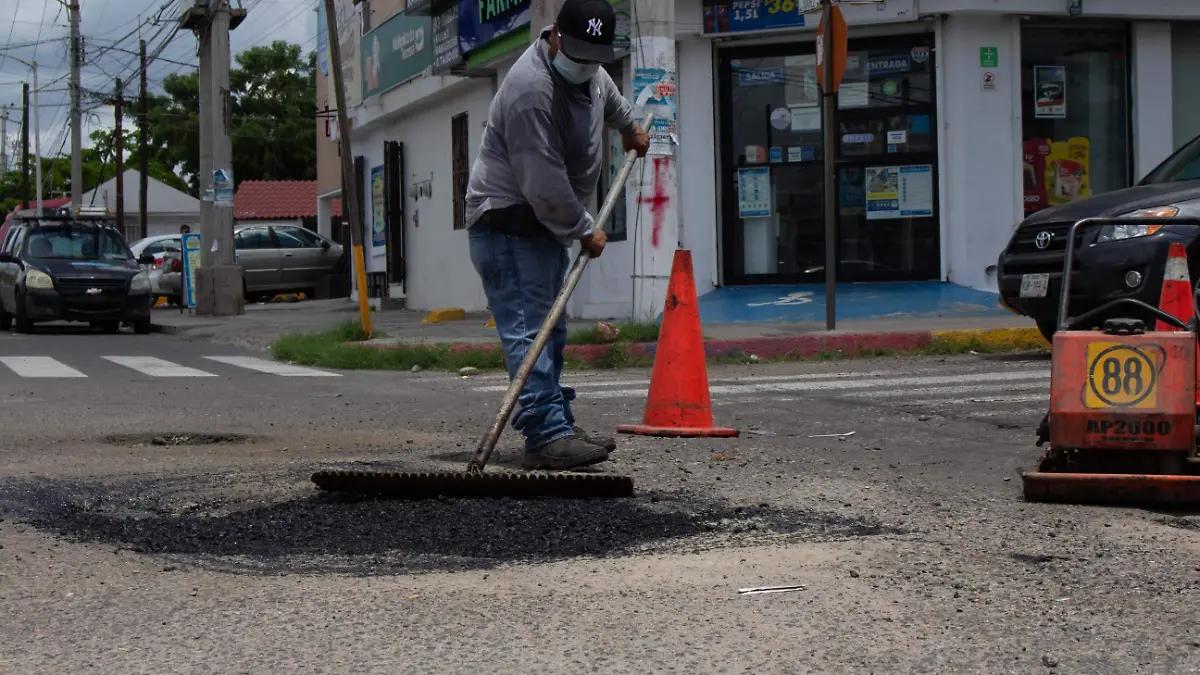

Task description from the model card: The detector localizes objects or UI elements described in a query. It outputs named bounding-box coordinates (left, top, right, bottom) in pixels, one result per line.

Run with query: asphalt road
left=2, top=329, right=1199, bottom=673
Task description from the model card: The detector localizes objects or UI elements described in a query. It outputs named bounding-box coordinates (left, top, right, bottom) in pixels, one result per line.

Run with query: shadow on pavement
left=1, top=474, right=900, bottom=576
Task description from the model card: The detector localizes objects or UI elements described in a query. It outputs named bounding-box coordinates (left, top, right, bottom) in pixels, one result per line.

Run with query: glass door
left=834, top=34, right=940, bottom=282
left=719, top=47, right=828, bottom=284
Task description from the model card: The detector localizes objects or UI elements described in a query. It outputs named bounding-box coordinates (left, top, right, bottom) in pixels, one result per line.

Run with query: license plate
left=1020, top=273, right=1049, bottom=298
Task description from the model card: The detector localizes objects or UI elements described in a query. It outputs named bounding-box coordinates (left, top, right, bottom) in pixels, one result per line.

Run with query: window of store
left=1020, top=21, right=1131, bottom=216
left=597, top=59, right=628, bottom=242
left=451, top=112, right=469, bottom=230
left=718, top=33, right=939, bottom=285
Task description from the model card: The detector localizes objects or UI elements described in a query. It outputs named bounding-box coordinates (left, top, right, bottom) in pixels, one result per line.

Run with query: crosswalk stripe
left=203, top=356, right=340, bottom=377
left=838, top=380, right=1048, bottom=399
left=0, top=356, right=87, bottom=378
left=102, top=356, right=217, bottom=377
left=579, top=369, right=1050, bottom=400
left=473, top=364, right=1050, bottom=393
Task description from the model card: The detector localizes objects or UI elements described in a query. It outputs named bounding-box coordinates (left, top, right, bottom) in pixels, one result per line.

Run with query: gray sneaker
left=574, top=425, right=617, bottom=452
left=523, top=435, right=610, bottom=471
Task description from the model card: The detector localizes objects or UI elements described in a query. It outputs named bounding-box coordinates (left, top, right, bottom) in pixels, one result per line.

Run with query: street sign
left=181, top=232, right=201, bottom=309
left=815, top=4, right=847, bottom=93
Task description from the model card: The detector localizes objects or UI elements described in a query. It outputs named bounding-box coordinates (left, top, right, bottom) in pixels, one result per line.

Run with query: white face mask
left=553, top=52, right=599, bottom=85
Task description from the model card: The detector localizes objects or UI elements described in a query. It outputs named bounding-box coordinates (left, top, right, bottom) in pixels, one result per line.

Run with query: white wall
left=938, top=14, right=1024, bottom=291
left=1172, top=21, right=1200, bottom=150
left=355, top=79, right=494, bottom=312
left=1132, top=22, right=1175, bottom=181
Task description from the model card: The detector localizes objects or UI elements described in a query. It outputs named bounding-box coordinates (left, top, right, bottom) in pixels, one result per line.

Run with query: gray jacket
left=464, top=27, right=635, bottom=247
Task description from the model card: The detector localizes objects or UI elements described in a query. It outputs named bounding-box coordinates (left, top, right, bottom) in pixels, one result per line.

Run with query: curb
left=352, top=326, right=1047, bottom=364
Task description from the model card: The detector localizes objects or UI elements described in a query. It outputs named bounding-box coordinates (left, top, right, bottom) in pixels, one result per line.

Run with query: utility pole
left=113, top=79, right=125, bottom=236
left=182, top=0, right=245, bottom=316
left=629, top=0, right=679, bottom=322
left=1, top=105, right=7, bottom=173
left=323, top=0, right=372, bottom=336
left=139, top=39, right=149, bottom=241
left=816, top=0, right=845, bottom=331
left=69, top=0, right=83, bottom=208
left=20, top=84, right=29, bottom=210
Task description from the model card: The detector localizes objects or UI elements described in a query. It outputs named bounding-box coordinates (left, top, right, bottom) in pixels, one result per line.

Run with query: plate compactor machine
left=1023, top=216, right=1200, bottom=506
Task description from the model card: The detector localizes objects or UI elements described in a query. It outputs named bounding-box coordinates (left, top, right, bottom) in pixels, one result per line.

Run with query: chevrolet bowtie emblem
left=86, top=288, right=102, bottom=294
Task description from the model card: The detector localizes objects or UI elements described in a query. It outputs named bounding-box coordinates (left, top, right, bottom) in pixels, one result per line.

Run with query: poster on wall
left=371, top=166, right=386, bottom=247
left=865, top=164, right=933, bottom=220
left=633, top=66, right=677, bottom=156
left=1034, top=66, right=1067, bottom=119
left=737, top=167, right=772, bottom=218
left=783, top=54, right=819, bottom=108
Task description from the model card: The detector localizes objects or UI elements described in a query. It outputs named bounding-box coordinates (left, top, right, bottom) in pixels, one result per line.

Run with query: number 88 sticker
left=1084, top=344, right=1160, bottom=409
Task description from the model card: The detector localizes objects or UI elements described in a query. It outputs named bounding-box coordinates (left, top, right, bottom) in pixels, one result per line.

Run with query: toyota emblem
left=1034, top=231, right=1053, bottom=249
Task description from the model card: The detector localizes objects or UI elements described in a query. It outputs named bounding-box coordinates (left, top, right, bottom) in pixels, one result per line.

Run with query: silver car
left=130, top=234, right=184, bottom=304
left=234, top=224, right=345, bottom=298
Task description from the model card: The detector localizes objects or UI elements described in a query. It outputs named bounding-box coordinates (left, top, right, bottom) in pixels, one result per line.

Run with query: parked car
left=997, top=134, right=1200, bottom=341
left=130, top=234, right=184, bottom=304
left=0, top=213, right=155, bottom=333
left=234, top=224, right=345, bottom=299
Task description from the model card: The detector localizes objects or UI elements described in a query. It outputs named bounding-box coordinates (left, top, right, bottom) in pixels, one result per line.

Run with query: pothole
left=101, top=433, right=260, bottom=447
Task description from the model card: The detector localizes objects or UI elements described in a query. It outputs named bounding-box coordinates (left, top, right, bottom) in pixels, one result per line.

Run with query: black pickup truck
left=997, top=135, right=1200, bottom=341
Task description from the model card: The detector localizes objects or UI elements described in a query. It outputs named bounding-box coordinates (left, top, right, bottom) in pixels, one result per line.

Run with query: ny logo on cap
left=586, top=17, right=603, bottom=36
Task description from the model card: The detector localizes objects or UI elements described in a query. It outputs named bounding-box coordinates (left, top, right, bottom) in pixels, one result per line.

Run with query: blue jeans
left=468, top=227, right=577, bottom=451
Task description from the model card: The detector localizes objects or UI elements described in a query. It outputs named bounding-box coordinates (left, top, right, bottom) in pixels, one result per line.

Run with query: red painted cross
left=637, top=157, right=671, bottom=248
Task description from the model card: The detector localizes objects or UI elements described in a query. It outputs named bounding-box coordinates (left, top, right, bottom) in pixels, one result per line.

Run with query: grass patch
left=270, top=322, right=1049, bottom=372
left=566, top=320, right=660, bottom=345
left=271, top=321, right=505, bottom=372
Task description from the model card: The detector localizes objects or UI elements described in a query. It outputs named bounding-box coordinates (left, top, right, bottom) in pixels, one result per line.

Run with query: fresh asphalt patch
left=0, top=472, right=902, bottom=577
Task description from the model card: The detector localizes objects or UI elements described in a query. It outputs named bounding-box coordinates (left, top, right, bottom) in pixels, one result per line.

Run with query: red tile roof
left=233, top=180, right=343, bottom=220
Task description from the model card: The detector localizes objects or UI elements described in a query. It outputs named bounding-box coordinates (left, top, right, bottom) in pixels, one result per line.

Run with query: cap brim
left=559, top=34, right=616, bottom=64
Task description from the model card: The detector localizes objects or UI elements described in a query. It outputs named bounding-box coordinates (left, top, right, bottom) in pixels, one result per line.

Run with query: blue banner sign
left=457, top=0, right=531, bottom=54
left=703, top=0, right=810, bottom=35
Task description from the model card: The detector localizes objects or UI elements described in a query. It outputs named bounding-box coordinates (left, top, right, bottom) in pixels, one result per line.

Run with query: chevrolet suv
left=997, top=135, right=1200, bottom=341
left=0, top=212, right=155, bottom=333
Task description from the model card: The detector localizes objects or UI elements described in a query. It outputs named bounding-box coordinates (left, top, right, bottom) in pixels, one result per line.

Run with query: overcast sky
left=0, top=0, right=315, bottom=187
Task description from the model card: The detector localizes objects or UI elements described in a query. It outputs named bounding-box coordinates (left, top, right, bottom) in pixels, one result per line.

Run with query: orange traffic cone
left=1156, top=242, right=1196, bottom=332
left=616, top=250, right=739, bottom=438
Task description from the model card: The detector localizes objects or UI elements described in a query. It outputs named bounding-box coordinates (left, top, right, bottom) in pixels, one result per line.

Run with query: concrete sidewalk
left=151, top=297, right=1040, bottom=355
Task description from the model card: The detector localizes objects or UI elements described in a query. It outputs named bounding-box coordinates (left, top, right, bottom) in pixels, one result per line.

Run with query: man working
left=464, top=0, right=650, bottom=471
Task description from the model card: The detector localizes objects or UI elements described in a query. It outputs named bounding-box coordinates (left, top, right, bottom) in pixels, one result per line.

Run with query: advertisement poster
left=865, top=164, right=933, bottom=220
left=783, top=54, right=818, bottom=107
left=1046, top=137, right=1090, bottom=207
left=1022, top=138, right=1051, bottom=214
left=371, top=166, right=386, bottom=247
left=212, top=169, right=233, bottom=208
left=633, top=67, right=677, bottom=156
left=737, top=167, right=772, bottom=218
left=1034, top=65, right=1066, bottom=119
left=181, top=233, right=201, bottom=309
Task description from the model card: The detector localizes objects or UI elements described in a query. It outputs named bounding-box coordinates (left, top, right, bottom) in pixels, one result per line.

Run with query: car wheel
left=1036, top=318, right=1056, bottom=344
left=133, top=318, right=152, bottom=335
left=13, top=292, right=32, bottom=334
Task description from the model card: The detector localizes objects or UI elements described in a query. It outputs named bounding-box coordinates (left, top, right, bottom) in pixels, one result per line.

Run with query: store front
left=718, top=32, right=939, bottom=286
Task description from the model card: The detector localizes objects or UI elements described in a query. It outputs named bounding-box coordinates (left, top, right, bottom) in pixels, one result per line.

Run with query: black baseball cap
left=556, top=0, right=617, bottom=64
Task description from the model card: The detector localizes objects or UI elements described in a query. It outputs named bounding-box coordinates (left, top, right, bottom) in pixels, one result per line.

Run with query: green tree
left=142, top=40, right=317, bottom=194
